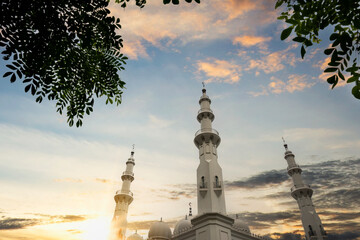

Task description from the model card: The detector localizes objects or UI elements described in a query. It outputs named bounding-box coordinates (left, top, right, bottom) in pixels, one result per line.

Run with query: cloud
left=122, top=39, right=149, bottom=60
left=226, top=169, right=290, bottom=189
left=268, top=75, right=315, bottom=94
left=0, top=214, right=87, bottom=230
left=108, top=0, right=278, bottom=59
left=148, top=114, right=173, bottom=128
left=54, top=178, right=83, bottom=183
left=246, top=45, right=297, bottom=74
left=196, top=58, right=242, bottom=83
left=247, top=86, right=269, bottom=97
left=156, top=184, right=196, bottom=200
left=233, top=35, right=271, bottom=47
left=0, top=218, right=39, bottom=230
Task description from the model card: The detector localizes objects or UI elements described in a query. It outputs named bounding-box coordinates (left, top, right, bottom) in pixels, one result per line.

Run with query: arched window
left=201, top=176, right=205, bottom=188
left=308, top=225, right=314, bottom=236
left=215, top=176, right=219, bottom=187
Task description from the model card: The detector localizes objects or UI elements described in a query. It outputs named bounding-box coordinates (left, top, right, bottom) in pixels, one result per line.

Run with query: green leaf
left=163, top=0, right=171, bottom=4
left=3, top=72, right=12, bottom=78
left=281, top=27, right=293, bottom=40
left=338, top=71, right=345, bottom=80
left=6, top=64, right=16, bottom=70
left=172, top=0, right=179, bottom=3
left=347, top=76, right=358, bottom=83
left=324, top=68, right=338, bottom=73
left=301, top=45, right=306, bottom=59
left=293, top=36, right=306, bottom=43
left=275, top=0, right=284, bottom=9
left=324, top=48, right=334, bottom=55
left=346, top=66, right=359, bottom=73
left=194, top=0, right=200, bottom=3
left=25, top=84, right=31, bottom=92
left=327, top=75, right=336, bottom=84
left=352, top=85, right=360, bottom=99
left=10, top=73, right=16, bottom=83
left=330, top=33, right=339, bottom=41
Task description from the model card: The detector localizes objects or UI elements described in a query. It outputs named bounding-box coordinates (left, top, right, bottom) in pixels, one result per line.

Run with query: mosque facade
left=111, top=88, right=327, bottom=240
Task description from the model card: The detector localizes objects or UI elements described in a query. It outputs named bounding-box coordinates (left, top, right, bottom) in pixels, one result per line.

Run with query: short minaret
left=283, top=140, right=327, bottom=240
left=111, top=148, right=136, bottom=240
left=194, top=85, right=226, bottom=215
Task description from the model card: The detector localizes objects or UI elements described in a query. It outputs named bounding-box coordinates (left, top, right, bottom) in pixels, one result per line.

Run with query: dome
left=233, top=218, right=251, bottom=232
left=148, top=221, right=172, bottom=240
left=173, top=218, right=192, bottom=235
left=127, top=232, right=143, bottom=240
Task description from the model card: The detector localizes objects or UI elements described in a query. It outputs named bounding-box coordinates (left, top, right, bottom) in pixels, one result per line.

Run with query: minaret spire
left=283, top=142, right=327, bottom=240
left=194, top=86, right=226, bottom=215
left=110, top=147, right=136, bottom=240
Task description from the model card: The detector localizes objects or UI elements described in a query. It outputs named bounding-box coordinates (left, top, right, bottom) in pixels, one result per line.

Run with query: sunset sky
left=1, top=0, right=360, bottom=240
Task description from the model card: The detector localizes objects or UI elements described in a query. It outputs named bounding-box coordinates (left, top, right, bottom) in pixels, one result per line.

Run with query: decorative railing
left=198, top=108, right=213, bottom=114
left=122, top=171, right=134, bottom=176
left=291, top=184, right=310, bottom=192
left=287, top=164, right=300, bottom=171
left=116, top=190, right=133, bottom=197
left=195, top=128, right=219, bottom=137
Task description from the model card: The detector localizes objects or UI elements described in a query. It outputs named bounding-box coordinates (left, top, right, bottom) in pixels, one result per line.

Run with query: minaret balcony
left=197, top=108, right=214, bottom=122
left=116, top=190, right=134, bottom=197
left=121, top=171, right=134, bottom=181
left=287, top=164, right=302, bottom=175
left=194, top=128, right=221, bottom=148
left=291, top=184, right=313, bottom=199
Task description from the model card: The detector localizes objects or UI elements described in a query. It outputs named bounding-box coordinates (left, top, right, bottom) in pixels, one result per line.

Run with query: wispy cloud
left=248, top=74, right=315, bottom=97
left=195, top=58, right=242, bottom=83
left=233, top=35, right=271, bottom=47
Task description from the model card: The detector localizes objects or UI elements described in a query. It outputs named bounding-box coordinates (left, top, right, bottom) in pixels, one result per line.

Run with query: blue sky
left=1, top=0, right=360, bottom=240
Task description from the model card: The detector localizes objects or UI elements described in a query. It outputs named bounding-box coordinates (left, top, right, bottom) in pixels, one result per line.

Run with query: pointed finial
left=131, top=144, right=135, bottom=156
left=202, top=82, right=206, bottom=93
left=282, top=137, right=288, bottom=151
left=189, top=202, right=192, bottom=217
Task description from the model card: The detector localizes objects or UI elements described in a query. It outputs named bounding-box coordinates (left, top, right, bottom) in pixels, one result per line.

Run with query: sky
left=1, top=0, right=360, bottom=240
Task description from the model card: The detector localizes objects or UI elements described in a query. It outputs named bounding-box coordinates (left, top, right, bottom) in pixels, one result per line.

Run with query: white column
left=194, top=88, right=226, bottom=215
left=111, top=150, right=136, bottom=240
left=283, top=143, right=327, bottom=240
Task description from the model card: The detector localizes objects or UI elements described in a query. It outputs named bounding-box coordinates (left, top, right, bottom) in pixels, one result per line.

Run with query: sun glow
left=76, top=216, right=112, bottom=240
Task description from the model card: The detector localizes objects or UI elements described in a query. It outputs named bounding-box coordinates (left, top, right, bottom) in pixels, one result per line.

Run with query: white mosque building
left=110, top=87, right=327, bottom=240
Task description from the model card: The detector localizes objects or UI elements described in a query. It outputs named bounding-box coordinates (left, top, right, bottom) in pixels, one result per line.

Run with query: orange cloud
left=268, top=75, right=315, bottom=94
left=196, top=58, right=241, bottom=84
left=122, top=39, right=149, bottom=60
left=218, top=0, right=258, bottom=21
left=233, top=35, right=271, bottom=47
left=246, top=46, right=297, bottom=74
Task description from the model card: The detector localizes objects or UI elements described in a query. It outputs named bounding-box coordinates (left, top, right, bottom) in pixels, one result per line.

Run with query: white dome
left=127, top=232, right=143, bottom=240
left=173, top=218, right=192, bottom=235
left=148, top=221, right=172, bottom=240
left=233, top=218, right=251, bottom=232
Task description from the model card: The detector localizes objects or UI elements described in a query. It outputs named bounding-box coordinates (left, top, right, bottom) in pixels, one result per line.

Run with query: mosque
left=109, top=87, right=328, bottom=240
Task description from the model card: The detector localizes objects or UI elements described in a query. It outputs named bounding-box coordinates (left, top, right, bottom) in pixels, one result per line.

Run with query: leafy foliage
left=0, top=0, right=129, bottom=127
left=276, top=0, right=360, bottom=99
left=0, top=0, right=200, bottom=127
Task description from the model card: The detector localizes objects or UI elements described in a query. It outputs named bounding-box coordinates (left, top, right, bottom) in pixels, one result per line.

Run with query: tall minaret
left=194, top=85, right=226, bottom=215
left=111, top=148, right=136, bottom=240
left=283, top=141, right=327, bottom=240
